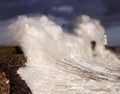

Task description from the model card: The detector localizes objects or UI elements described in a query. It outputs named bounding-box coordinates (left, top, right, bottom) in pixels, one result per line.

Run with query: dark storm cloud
left=0, top=0, right=108, bottom=21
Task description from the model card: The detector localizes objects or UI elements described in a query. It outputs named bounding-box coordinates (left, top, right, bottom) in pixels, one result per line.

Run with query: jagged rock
left=0, top=46, right=32, bottom=94
left=0, top=70, right=9, bottom=94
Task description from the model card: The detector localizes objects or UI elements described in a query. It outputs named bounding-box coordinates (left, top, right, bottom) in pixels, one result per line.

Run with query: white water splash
left=0, top=15, right=120, bottom=94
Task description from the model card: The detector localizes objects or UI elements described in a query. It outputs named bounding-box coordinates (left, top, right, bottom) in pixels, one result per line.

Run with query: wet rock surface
left=0, top=46, right=32, bottom=94
left=0, top=70, right=9, bottom=94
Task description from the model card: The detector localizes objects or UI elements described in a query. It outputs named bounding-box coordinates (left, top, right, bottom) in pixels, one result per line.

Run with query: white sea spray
left=0, top=15, right=120, bottom=94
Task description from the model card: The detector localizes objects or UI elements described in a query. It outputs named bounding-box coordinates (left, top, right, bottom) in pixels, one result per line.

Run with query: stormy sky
left=0, top=0, right=120, bottom=21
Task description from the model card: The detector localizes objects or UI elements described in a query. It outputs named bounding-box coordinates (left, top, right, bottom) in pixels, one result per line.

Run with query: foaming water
left=0, top=15, right=120, bottom=94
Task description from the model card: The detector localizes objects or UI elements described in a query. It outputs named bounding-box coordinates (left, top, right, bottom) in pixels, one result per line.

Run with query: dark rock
left=0, top=46, right=32, bottom=94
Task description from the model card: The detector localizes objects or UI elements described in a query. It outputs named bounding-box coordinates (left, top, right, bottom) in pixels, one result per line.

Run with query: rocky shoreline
left=0, top=46, right=31, bottom=94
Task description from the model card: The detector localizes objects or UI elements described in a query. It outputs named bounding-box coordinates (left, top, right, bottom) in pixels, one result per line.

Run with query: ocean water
left=0, top=15, right=120, bottom=94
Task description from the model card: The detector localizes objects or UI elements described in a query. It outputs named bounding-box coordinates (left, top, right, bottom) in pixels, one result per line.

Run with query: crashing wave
left=0, top=15, right=120, bottom=94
